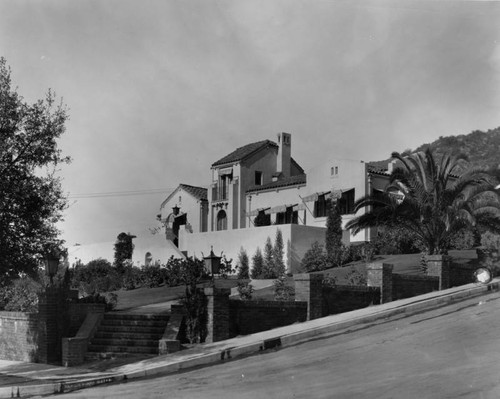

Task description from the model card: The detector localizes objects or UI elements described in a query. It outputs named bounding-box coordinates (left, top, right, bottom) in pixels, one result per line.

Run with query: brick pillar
left=294, top=273, right=323, bottom=320
left=367, top=263, right=393, bottom=304
left=37, top=287, right=61, bottom=364
left=204, top=287, right=230, bottom=343
left=426, top=255, right=451, bottom=290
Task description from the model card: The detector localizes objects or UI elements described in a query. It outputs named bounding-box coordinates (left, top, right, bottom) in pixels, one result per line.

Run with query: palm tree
left=346, top=148, right=500, bottom=255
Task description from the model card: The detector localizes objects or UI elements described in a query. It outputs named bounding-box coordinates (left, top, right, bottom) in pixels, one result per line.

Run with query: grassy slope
left=113, top=250, right=478, bottom=309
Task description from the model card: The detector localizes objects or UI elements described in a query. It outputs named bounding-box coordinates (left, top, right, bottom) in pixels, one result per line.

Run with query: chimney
left=387, top=159, right=397, bottom=173
left=277, top=132, right=292, bottom=178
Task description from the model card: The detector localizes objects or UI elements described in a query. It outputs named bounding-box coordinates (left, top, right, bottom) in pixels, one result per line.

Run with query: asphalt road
left=55, top=291, right=500, bottom=399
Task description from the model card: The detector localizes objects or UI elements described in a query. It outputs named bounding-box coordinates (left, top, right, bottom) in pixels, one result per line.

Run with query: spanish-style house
left=158, top=184, right=208, bottom=247
left=158, top=133, right=394, bottom=272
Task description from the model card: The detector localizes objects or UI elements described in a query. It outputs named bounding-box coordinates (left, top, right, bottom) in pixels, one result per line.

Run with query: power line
left=68, top=188, right=176, bottom=199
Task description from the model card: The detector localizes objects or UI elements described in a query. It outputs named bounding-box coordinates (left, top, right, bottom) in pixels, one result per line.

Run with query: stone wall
left=229, top=300, right=307, bottom=337
left=0, top=312, right=39, bottom=362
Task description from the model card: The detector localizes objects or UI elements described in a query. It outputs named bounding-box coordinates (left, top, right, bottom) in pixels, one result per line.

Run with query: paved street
left=54, top=291, right=500, bottom=399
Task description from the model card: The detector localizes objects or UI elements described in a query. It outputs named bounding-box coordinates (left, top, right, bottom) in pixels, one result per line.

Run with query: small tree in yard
left=273, top=228, right=286, bottom=276
left=262, top=236, right=275, bottom=277
left=176, top=257, right=208, bottom=344
left=237, top=247, right=250, bottom=279
left=114, top=232, right=135, bottom=274
left=325, top=201, right=346, bottom=267
left=251, top=247, right=264, bottom=279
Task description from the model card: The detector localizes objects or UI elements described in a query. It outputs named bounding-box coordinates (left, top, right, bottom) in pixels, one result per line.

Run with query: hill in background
left=371, top=126, right=500, bottom=174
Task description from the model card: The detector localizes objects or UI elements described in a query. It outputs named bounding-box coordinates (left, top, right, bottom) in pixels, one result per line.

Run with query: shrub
left=301, top=241, right=327, bottom=272
left=0, top=277, right=42, bottom=312
left=273, top=276, right=295, bottom=301
left=122, top=265, right=143, bottom=290
left=481, top=231, right=500, bottom=252
left=79, top=292, right=118, bottom=311
left=237, top=282, right=254, bottom=300
left=449, top=228, right=477, bottom=250
left=72, top=258, right=122, bottom=296
left=142, top=263, right=165, bottom=288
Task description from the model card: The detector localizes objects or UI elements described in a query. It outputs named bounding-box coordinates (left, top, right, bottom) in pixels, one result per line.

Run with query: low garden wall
left=450, top=263, right=477, bottom=288
left=0, top=311, right=39, bottom=362
left=321, top=285, right=380, bottom=316
left=229, top=300, right=307, bottom=337
left=392, top=274, right=439, bottom=301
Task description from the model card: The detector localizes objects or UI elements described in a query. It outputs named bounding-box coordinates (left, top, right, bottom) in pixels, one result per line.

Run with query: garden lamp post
left=44, top=254, right=59, bottom=285
left=203, top=246, right=221, bottom=280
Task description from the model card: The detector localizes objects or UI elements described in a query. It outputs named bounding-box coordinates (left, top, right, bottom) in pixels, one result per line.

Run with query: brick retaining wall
left=392, top=274, right=439, bottom=301
left=321, top=285, right=380, bottom=317
left=229, top=300, right=307, bottom=337
left=0, top=311, right=39, bottom=362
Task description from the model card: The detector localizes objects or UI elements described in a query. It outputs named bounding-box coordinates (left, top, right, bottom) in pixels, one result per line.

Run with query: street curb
left=2, top=281, right=498, bottom=398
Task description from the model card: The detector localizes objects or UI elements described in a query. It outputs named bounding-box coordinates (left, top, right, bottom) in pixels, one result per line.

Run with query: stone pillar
left=37, top=287, right=62, bottom=364
left=367, top=263, right=393, bottom=304
left=294, top=273, right=323, bottom=320
left=204, top=287, right=231, bottom=343
left=426, top=255, right=451, bottom=290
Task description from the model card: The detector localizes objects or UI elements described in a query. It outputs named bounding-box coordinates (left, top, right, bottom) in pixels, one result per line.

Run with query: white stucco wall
left=179, top=224, right=349, bottom=274
left=160, top=186, right=206, bottom=233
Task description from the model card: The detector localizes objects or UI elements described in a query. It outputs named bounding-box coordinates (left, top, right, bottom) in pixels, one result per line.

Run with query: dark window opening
left=339, top=189, right=355, bottom=215
left=255, top=171, right=263, bottom=186
left=276, top=207, right=298, bottom=225
left=314, top=195, right=332, bottom=218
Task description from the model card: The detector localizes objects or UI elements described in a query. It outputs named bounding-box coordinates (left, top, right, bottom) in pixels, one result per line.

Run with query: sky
left=1, top=0, right=500, bottom=259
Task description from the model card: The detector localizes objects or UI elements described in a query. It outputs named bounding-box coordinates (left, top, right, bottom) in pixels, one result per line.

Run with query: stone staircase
left=85, top=313, right=170, bottom=360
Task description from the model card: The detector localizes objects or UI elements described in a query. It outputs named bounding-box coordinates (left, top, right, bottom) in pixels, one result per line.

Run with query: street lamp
left=203, top=246, right=222, bottom=278
left=44, top=254, right=60, bottom=285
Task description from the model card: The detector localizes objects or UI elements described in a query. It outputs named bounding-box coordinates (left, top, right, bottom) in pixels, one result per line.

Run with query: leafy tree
left=237, top=247, right=250, bottom=279
left=113, top=232, right=135, bottom=273
left=325, top=201, right=345, bottom=267
left=273, top=228, right=286, bottom=276
left=0, top=58, right=70, bottom=279
left=301, top=241, right=327, bottom=272
left=346, top=149, right=500, bottom=255
left=250, top=247, right=264, bottom=279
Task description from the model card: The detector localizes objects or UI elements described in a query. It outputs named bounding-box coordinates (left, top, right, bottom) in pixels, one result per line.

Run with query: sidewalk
left=1, top=279, right=498, bottom=398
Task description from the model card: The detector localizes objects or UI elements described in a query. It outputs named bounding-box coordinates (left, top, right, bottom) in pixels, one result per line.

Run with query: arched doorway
left=216, top=210, right=227, bottom=231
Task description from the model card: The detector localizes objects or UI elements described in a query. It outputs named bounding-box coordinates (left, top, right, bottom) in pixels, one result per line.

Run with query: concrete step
left=97, top=324, right=166, bottom=334
left=105, top=313, right=170, bottom=321
left=94, top=331, right=163, bottom=340
left=87, top=345, right=159, bottom=354
left=91, top=338, right=159, bottom=347
left=99, top=319, right=168, bottom=327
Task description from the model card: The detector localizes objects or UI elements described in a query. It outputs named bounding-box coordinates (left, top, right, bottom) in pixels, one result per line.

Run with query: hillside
left=371, top=126, right=500, bottom=174
left=414, top=126, right=500, bottom=173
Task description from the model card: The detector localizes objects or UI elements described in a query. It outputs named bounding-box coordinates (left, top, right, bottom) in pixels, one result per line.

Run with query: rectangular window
left=339, top=189, right=355, bottom=215
left=276, top=207, right=298, bottom=225
left=255, top=171, right=263, bottom=186
left=314, top=194, right=332, bottom=218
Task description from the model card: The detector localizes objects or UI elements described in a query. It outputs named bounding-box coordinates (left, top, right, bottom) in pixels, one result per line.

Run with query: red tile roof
left=178, top=184, right=207, bottom=200
left=246, top=174, right=307, bottom=193
left=212, top=140, right=277, bottom=167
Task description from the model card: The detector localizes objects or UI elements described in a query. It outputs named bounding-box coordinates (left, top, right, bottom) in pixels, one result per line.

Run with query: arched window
left=216, top=210, right=227, bottom=231
left=145, top=252, right=153, bottom=266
